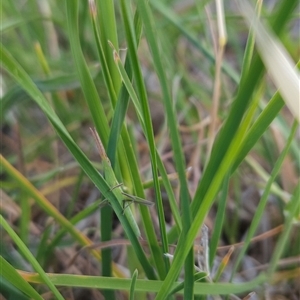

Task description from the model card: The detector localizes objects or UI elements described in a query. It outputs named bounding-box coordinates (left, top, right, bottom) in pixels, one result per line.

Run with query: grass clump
left=1, top=0, right=299, bottom=299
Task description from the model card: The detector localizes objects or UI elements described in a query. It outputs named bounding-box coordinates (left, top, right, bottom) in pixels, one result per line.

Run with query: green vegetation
left=1, top=0, right=299, bottom=299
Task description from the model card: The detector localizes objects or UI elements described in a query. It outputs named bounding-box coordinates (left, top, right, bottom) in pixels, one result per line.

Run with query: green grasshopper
left=90, top=128, right=153, bottom=237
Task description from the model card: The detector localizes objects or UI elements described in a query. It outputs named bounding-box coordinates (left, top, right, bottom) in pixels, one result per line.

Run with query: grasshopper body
left=90, top=128, right=141, bottom=237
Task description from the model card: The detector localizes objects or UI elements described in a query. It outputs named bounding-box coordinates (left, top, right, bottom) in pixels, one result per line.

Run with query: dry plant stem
left=189, top=140, right=202, bottom=197
left=179, top=115, right=211, bottom=132
left=187, top=100, right=209, bottom=196
left=242, top=292, right=256, bottom=300
left=240, top=255, right=300, bottom=274
left=205, top=5, right=218, bottom=56
left=194, top=224, right=283, bottom=252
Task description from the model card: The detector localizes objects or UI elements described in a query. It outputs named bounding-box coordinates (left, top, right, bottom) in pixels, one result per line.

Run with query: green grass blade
left=107, top=8, right=143, bottom=166
left=0, top=256, right=43, bottom=300
left=65, top=0, right=109, bottom=143
left=96, top=0, right=121, bottom=93
left=239, top=0, right=300, bottom=122
left=20, top=271, right=267, bottom=295
left=89, top=0, right=117, bottom=106
left=0, top=66, right=99, bottom=119
left=36, top=225, right=52, bottom=267
left=129, top=269, right=138, bottom=300
left=155, top=109, right=254, bottom=298
left=232, top=59, right=300, bottom=172
left=0, top=216, right=64, bottom=300
left=136, top=0, right=195, bottom=295
left=156, top=158, right=182, bottom=231
left=167, top=272, right=208, bottom=297
left=0, top=278, right=30, bottom=300
left=239, top=0, right=262, bottom=76
left=3, top=0, right=298, bottom=298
